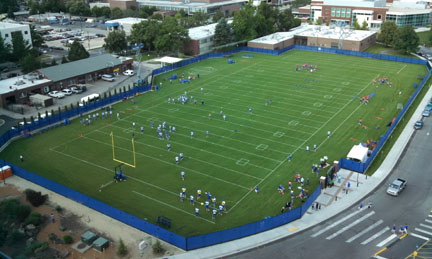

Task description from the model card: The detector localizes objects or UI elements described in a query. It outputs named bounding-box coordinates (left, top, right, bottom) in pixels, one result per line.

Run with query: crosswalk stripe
left=420, top=223, right=432, bottom=230
left=415, top=228, right=432, bottom=236
left=425, top=219, right=432, bottom=224
left=326, top=211, right=375, bottom=240
left=361, top=227, right=390, bottom=245
left=428, top=215, right=432, bottom=218
left=411, top=233, right=430, bottom=241
left=376, top=234, right=397, bottom=247
left=374, top=255, right=387, bottom=259
left=346, top=219, right=383, bottom=243
left=311, top=209, right=363, bottom=237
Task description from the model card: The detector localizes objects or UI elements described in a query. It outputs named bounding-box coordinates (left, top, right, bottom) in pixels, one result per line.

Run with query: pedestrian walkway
left=168, top=85, right=432, bottom=258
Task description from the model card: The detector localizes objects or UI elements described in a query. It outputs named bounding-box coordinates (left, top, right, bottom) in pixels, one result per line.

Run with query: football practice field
left=1, top=50, right=428, bottom=236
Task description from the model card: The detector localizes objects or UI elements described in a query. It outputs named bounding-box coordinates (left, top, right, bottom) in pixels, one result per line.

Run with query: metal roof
left=37, top=54, right=123, bottom=82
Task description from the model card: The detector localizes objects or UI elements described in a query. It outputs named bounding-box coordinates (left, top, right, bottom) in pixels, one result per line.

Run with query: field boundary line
left=95, top=129, right=267, bottom=179
left=227, top=74, right=379, bottom=213
left=82, top=135, right=251, bottom=190
left=132, top=191, right=216, bottom=224
left=397, top=64, right=407, bottom=74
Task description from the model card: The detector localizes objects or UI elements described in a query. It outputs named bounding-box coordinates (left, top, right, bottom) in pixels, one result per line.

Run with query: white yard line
left=228, top=75, right=379, bottom=213
left=326, top=211, right=375, bottom=240
left=95, top=129, right=266, bottom=179
left=310, top=209, right=363, bottom=238
left=415, top=228, right=432, bottom=236
left=397, top=64, right=407, bottom=74
left=132, top=191, right=215, bottom=224
left=420, top=223, right=432, bottom=230
left=82, top=135, right=251, bottom=190
left=410, top=233, right=430, bottom=241
left=376, top=234, right=397, bottom=247
left=361, top=227, right=390, bottom=245
left=346, top=219, right=383, bottom=243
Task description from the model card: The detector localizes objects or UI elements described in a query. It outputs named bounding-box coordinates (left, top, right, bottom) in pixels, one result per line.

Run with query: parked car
left=70, top=84, right=86, bottom=93
left=48, top=91, right=65, bottom=98
left=96, top=34, right=105, bottom=38
left=386, top=178, right=407, bottom=196
left=62, top=89, right=73, bottom=95
left=423, top=110, right=430, bottom=117
left=123, top=70, right=134, bottom=76
left=414, top=120, right=424, bottom=130
left=101, top=74, right=115, bottom=82
left=426, top=104, right=432, bottom=111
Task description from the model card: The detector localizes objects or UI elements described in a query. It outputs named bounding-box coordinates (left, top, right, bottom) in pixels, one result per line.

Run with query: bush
left=152, top=240, right=165, bottom=254
left=117, top=238, right=128, bottom=256
left=0, top=225, right=8, bottom=247
left=24, top=189, right=48, bottom=207
left=6, top=229, right=25, bottom=246
left=63, top=235, right=73, bottom=244
left=55, top=205, right=63, bottom=213
left=0, top=199, right=30, bottom=222
left=24, top=241, right=48, bottom=255
left=25, top=211, right=42, bottom=226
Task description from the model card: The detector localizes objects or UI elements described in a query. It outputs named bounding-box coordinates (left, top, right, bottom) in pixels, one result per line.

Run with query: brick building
left=109, top=0, right=137, bottom=10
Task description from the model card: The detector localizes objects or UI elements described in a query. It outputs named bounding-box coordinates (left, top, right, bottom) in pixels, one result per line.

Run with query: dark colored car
left=414, top=120, right=424, bottom=130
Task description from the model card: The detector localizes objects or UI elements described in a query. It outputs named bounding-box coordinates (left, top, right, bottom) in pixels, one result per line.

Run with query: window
left=331, top=8, right=335, bottom=17
left=341, top=8, right=345, bottom=17
left=5, top=33, right=8, bottom=37
left=24, top=31, right=28, bottom=34
left=336, top=8, right=340, bottom=17
left=347, top=8, right=351, bottom=18
left=377, top=14, right=382, bottom=20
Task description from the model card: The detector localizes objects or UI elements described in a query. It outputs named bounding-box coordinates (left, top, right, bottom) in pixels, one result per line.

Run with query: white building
left=185, top=20, right=233, bottom=55
left=0, top=22, right=32, bottom=48
left=105, top=17, right=147, bottom=36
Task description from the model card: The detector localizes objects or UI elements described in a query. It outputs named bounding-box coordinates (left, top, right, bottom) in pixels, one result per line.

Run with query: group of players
left=296, top=64, right=318, bottom=72
left=180, top=187, right=227, bottom=219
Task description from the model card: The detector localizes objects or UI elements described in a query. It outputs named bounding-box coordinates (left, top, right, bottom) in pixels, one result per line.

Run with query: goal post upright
left=110, top=131, right=136, bottom=168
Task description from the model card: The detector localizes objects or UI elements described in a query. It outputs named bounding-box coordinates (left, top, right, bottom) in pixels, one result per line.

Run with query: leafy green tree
left=232, top=3, right=257, bottom=41
left=214, top=18, right=232, bottom=46
left=117, top=238, right=128, bottom=256
left=212, top=9, right=224, bottom=23
left=61, top=56, right=68, bottom=64
left=152, top=13, right=163, bottom=20
left=123, top=7, right=139, bottom=18
left=277, top=9, right=300, bottom=31
left=139, top=6, right=156, bottom=18
left=51, top=58, right=57, bottom=66
left=0, top=36, right=11, bottom=62
left=41, top=0, right=66, bottom=13
left=428, top=27, right=432, bottom=46
left=11, top=31, right=30, bottom=62
left=30, top=24, right=44, bottom=48
left=316, top=17, right=322, bottom=25
left=352, top=18, right=361, bottom=30
left=0, top=225, right=7, bottom=247
left=67, top=41, right=89, bottom=61
left=29, top=1, right=41, bottom=15
left=104, top=30, right=127, bottom=54
left=378, top=21, right=399, bottom=47
left=394, top=25, right=419, bottom=54
left=92, top=6, right=103, bottom=17
left=101, top=6, right=111, bottom=18
left=0, top=0, right=18, bottom=14
left=154, top=16, right=188, bottom=55
left=67, top=0, right=91, bottom=16
left=111, top=7, right=123, bottom=19
left=361, top=20, right=368, bottom=30
left=129, top=20, right=161, bottom=51
left=191, top=11, right=210, bottom=27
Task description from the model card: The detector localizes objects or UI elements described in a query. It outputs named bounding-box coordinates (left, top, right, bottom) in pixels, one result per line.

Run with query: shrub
left=0, top=225, right=8, bottom=247
left=117, top=238, right=128, bottom=256
left=152, top=240, right=165, bottom=254
left=24, top=189, right=48, bottom=207
left=55, top=205, right=63, bottom=213
left=63, top=235, right=73, bottom=244
left=0, top=199, right=30, bottom=222
left=25, top=211, right=42, bottom=226
left=24, top=241, right=48, bottom=255
left=6, top=229, right=25, bottom=246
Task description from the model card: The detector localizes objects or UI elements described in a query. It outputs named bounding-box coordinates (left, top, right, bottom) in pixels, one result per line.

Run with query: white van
left=101, top=74, right=115, bottom=82
left=79, top=93, right=100, bottom=106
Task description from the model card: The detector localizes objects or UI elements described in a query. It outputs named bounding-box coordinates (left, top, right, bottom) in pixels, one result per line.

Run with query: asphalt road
left=230, top=113, right=432, bottom=258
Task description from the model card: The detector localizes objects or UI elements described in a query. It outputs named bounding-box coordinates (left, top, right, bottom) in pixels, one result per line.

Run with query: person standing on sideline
left=20, top=154, right=24, bottom=162
left=314, top=144, right=317, bottom=152
left=328, top=131, right=331, bottom=137
left=50, top=213, right=55, bottom=223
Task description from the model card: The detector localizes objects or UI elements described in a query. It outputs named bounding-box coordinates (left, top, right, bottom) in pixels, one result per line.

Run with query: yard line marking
left=95, top=129, right=266, bottom=180
left=51, top=149, right=178, bottom=196
left=311, top=209, right=363, bottom=238
left=415, top=228, right=432, bottom=236
left=133, top=190, right=215, bottom=224
left=410, top=233, right=430, bottom=241
left=83, top=135, right=251, bottom=190
left=376, top=234, right=397, bottom=247
left=397, top=64, right=407, bottom=74
left=361, top=227, right=390, bottom=245
left=326, top=211, right=375, bottom=240
left=346, top=219, right=383, bottom=243
left=229, top=76, right=379, bottom=213
left=419, top=223, right=432, bottom=230
left=425, top=219, right=432, bottom=224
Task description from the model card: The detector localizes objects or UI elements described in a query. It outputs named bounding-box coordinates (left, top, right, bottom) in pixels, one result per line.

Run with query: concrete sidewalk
left=169, top=86, right=432, bottom=259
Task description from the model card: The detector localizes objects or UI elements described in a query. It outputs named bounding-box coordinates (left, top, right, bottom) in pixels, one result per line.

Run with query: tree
left=104, top=30, right=127, bottom=54
left=139, top=6, right=156, bottom=18
left=154, top=16, right=188, bottom=55
left=111, top=7, right=123, bottom=19
left=0, top=0, right=18, bottom=14
left=67, top=41, right=89, bottom=61
left=232, top=3, right=257, bottom=41
left=41, top=0, right=66, bottom=13
left=316, top=17, right=322, bottom=25
left=277, top=9, right=300, bottom=31
left=191, top=11, right=210, bottom=27
left=427, top=27, right=432, bottom=46
left=151, top=13, right=163, bottom=20
left=20, top=54, right=41, bottom=73
left=11, top=31, right=30, bottom=62
left=61, top=56, right=68, bottom=64
left=101, top=6, right=111, bottom=18
left=92, top=6, right=103, bottom=17
left=51, top=59, right=57, bottom=66
left=129, top=20, right=161, bottom=51
left=352, top=18, right=361, bottom=30
left=394, top=25, right=419, bottom=54
left=29, top=24, right=44, bottom=48
left=0, top=36, right=11, bottom=62
left=255, top=2, right=277, bottom=37
left=67, top=0, right=90, bottom=16
left=213, top=9, right=224, bottom=23
left=214, top=18, right=232, bottom=46
left=379, top=21, right=399, bottom=47
left=117, top=239, right=128, bottom=256
left=361, top=20, right=368, bottom=30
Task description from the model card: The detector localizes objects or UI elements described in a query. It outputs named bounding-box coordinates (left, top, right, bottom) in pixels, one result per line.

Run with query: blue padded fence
left=1, top=44, right=429, bottom=250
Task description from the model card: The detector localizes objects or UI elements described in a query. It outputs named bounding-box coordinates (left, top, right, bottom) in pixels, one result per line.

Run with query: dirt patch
left=0, top=176, right=184, bottom=258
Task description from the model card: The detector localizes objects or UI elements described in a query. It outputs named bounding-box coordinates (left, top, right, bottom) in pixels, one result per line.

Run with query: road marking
left=133, top=191, right=215, bottom=224
left=415, top=228, right=432, bottom=236
left=376, top=234, right=397, bottom=247
left=425, top=219, right=432, bottom=224
left=410, top=233, right=430, bottom=241
left=375, top=248, right=387, bottom=256
left=374, top=255, right=387, bottom=259
left=346, top=219, right=384, bottom=243
left=428, top=215, right=432, bottom=218
left=311, top=209, right=363, bottom=238
left=326, top=211, right=375, bottom=240
left=361, top=227, right=390, bottom=245
left=420, top=223, right=432, bottom=230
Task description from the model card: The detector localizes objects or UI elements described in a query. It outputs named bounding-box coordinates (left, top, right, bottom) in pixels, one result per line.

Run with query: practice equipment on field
left=111, top=131, right=136, bottom=168
left=228, top=59, right=235, bottom=64
left=114, top=164, right=126, bottom=182
left=157, top=216, right=171, bottom=228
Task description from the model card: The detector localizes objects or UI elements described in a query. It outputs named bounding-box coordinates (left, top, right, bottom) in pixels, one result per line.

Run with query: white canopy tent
left=153, top=56, right=183, bottom=68
left=347, top=144, right=369, bottom=163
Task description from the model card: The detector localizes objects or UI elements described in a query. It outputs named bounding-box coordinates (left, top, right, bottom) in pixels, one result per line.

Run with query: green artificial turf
left=1, top=50, right=428, bottom=236
left=364, top=43, right=418, bottom=58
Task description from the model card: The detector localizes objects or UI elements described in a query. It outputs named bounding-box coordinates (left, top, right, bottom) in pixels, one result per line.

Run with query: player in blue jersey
left=212, top=209, right=217, bottom=219
left=181, top=171, right=185, bottom=181
left=205, top=200, right=210, bottom=211
left=190, top=195, right=194, bottom=205
left=195, top=207, right=199, bottom=217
